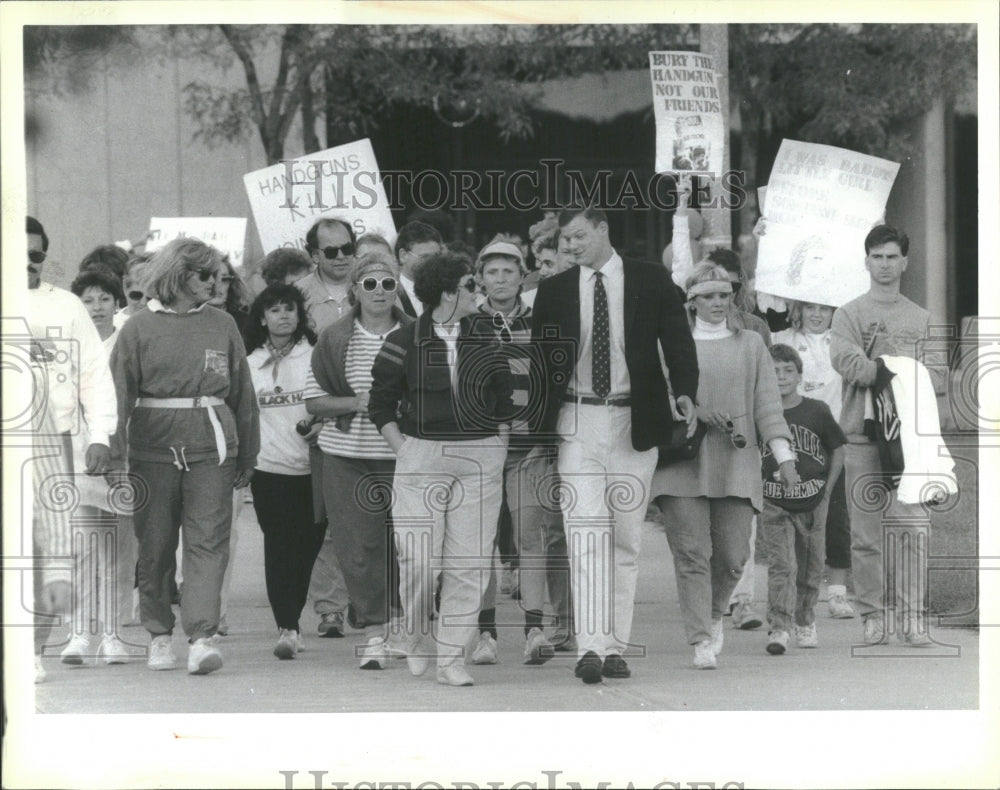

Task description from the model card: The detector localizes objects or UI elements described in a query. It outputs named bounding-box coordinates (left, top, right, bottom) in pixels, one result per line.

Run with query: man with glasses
left=295, top=217, right=357, bottom=639
left=25, top=216, right=118, bottom=681
left=393, top=221, right=443, bottom=318
left=298, top=217, right=357, bottom=333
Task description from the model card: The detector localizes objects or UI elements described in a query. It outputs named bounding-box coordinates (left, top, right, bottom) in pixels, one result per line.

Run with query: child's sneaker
left=731, top=596, right=763, bottom=630
left=766, top=630, right=789, bottom=655
left=827, top=585, right=856, bottom=619
left=523, top=627, right=554, bottom=665
left=187, top=637, right=223, bottom=675
left=795, top=622, right=819, bottom=648
left=147, top=635, right=177, bottom=671
left=98, top=633, right=130, bottom=664
left=471, top=632, right=498, bottom=665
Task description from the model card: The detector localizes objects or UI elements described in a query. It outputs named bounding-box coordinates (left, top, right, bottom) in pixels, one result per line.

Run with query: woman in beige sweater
left=652, top=263, right=798, bottom=670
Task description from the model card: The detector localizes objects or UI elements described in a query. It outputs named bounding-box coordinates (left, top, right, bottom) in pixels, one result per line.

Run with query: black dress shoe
left=574, top=650, right=603, bottom=684
left=602, top=653, right=631, bottom=679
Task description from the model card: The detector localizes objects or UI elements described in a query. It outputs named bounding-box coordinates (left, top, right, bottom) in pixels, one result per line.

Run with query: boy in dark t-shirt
left=760, top=344, right=846, bottom=655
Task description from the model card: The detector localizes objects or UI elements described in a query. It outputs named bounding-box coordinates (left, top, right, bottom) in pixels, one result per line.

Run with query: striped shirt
left=305, top=320, right=397, bottom=459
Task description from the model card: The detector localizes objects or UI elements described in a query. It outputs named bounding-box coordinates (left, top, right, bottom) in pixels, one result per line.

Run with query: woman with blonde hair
left=651, top=262, right=798, bottom=669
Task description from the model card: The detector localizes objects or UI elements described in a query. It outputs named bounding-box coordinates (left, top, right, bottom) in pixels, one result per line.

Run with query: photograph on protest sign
left=755, top=140, right=900, bottom=308
left=243, top=138, right=396, bottom=254
left=649, top=50, right=725, bottom=175
left=145, top=216, right=248, bottom=269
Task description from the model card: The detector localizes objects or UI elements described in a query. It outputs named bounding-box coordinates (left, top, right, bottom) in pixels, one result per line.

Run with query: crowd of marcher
left=26, top=183, right=950, bottom=687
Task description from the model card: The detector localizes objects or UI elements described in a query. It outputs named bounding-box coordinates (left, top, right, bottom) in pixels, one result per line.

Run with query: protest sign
left=649, top=51, right=726, bottom=176
left=145, top=217, right=248, bottom=269
left=243, top=139, right=396, bottom=254
left=755, top=140, right=899, bottom=308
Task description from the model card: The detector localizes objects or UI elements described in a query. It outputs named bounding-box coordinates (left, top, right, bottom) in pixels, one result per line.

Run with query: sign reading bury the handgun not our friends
left=145, top=217, right=248, bottom=269
left=649, top=50, right=726, bottom=176
left=243, top=139, right=397, bottom=255
left=755, top=140, right=900, bottom=308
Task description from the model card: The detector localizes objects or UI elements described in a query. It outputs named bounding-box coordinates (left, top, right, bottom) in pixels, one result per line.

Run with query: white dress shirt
left=570, top=252, right=630, bottom=398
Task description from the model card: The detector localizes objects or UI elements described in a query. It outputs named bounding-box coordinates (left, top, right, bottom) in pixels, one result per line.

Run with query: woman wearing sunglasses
left=108, top=237, right=259, bottom=676
left=651, top=262, right=798, bottom=670
left=303, top=251, right=412, bottom=669
left=370, top=250, right=513, bottom=687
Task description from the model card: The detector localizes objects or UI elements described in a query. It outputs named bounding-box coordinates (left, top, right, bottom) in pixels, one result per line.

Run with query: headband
left=686, top=279, right=733, bottom=298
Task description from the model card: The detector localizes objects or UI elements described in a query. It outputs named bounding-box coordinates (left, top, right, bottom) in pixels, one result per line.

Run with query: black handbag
left=657, top=419, right=707, bottom=467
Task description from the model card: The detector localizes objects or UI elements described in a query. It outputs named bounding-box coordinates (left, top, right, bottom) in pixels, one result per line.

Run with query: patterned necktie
left=592, top=270, right=610, bottom=398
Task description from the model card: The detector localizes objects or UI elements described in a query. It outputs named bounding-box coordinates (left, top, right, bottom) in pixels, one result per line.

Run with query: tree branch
left=219, top=25, right=266, bottom=132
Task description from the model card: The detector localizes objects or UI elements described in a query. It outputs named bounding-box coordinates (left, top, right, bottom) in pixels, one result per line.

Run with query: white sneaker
left=710, top=618, right=724, bottom=656
left=187, top=637, right=223, bottom=675
left=766, top=630, right=789, bottom=655
left=147, top=635, right=177, bottom=671
left=827, top=585, right=856, bottom=619
left=60, top=634, right=91, bottom=666
left=693, top=640, right=717, bottom=669
left=523, top=628, right=555, bottom=665
left=437, top=662, right=474, bottom=686
left=471, top=632, right=498, bottom=665
left=795, top=622, right=819, bottom=649
left=98, top=633, right=130, bottom=665
left=273, top=629, right=298, bottom=660
left=360, top=637, right=389, bottom=670
left=34, top=654, right=47, bottom=684
left=731, top=597, right=764, bottom=630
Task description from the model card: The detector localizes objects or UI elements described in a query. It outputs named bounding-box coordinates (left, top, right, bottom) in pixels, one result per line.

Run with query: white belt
left=135, top=396, right=227, bottom=466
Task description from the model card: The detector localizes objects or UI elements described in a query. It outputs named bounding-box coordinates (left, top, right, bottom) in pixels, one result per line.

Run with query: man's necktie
left=592, top=271, right=610, bottom=398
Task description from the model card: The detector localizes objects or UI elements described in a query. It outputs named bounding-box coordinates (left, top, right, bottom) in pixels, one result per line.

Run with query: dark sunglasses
left=28, top=250, right=47, bottom=264
left=491, top=312, right=513, bottom=344
left=193, top=269, right=216, bottom=283
left=460, top=279, right=477, bottom=293
left=724, top=412, right=749, bottom=449
left=128, top=290, right=146, bottom=301
left=359, top=277, right=397, bottom=292
left=320, top=243, right=355, bottom=260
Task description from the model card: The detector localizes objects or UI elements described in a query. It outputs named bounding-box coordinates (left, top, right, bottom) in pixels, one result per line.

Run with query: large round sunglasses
left=320, top=242, right=355, bottom=260
left=358, top=276, right=397, bottom=293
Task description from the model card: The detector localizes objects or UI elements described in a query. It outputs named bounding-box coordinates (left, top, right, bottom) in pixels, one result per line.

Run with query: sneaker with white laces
left=863, top=615, right=886, bottom=645
left=273, top=629, right=297, bottom=660
left=731, top=597, right=764, bottom=630
left=360, top=636, right=389, bottom=670
left=471, top=632, right=498, bottom=665
left=34, top=654, right=47, bottom=684
left=826, top=585, right=856, bottom=619
left=523, top=628, right=555, bottom=665
left=60, top=633, right=91, bottom=666
left=317, top=611, right=345, bottom=638
left=437, top=662, right=475, bottom=686
left=187, top=637, right=223, bottom=675
left=693, top=639, right=717, bottom=669
left=795, top=622, right=819, bottom=649
left=710, top=618, right=724, bottom=656
left=766, top=630, right=789, bottom=655
left=98, top=633, right=130, bottom=665
left=147, top=635, right=177, bottom=671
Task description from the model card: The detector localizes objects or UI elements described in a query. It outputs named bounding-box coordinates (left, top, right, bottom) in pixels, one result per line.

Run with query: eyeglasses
left=193, top=269, right=216, bottom=283
left=491, top=311, right=513, bottom=344
left=28, top=250, right=47, bottom=264
left=460, top=279, right=477, bottom=293
left=127, top=290, right=145, bottom=301
left=320, top=243, right=355, bottom=260
left=359, top=277, right=397, bottom=293
left=724, top=412, right=749, bottom=449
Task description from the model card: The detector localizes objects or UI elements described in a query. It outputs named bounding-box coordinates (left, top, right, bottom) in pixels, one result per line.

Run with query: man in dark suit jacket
left=530, top=205, right=699, bottom=684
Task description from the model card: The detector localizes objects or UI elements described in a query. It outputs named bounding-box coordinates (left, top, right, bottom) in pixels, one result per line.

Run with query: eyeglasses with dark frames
left=491, top=311, right=513, bottom=344
left=359, top=277, right=397, bottom=293
left=320, top=243, right=355, bottom=260
left=460, top=278, right=478, bottom=293
left=724, top=412, right=749, bottom=449
left=128, top=290, right=146, bottom=301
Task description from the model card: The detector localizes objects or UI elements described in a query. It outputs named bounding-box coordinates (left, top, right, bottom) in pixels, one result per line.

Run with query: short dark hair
left=557, top=204, right=608, bottom=229
left=413, top=251, right=472, bottom=308
left=406, top=209, right=455, bottom=243
left=244, top=283, right=317, bottom=352
left=706, top=248, right=742, bottom=275
left=80, top=245, right=129, bottom=283
left=27, top=216, right=49, bottom=251
left=770, top=343, right=803, bottom=374
left=70, top=268, right=125, bottom=306
left=305, top=217, right=356, bottom=252
left=259, top=247, right=313, bottom=286
left=864, top=224, right=909, bottom=256
left=445, top=239, right=477, bottom=260
left=395, top=220, right=443, bottom=259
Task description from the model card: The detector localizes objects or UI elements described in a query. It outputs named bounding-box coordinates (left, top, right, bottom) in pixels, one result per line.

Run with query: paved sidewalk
left=34, top=504, right=978, bottom=713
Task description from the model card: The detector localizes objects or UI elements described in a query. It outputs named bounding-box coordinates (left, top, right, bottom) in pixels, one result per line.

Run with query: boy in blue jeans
left=761, top=344, right=846, bottom=654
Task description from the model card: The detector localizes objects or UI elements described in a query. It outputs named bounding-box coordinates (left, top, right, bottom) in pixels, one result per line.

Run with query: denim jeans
left=761, top=500, right=825, bottom=631
left=662, top=496, right=754, bottom=644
